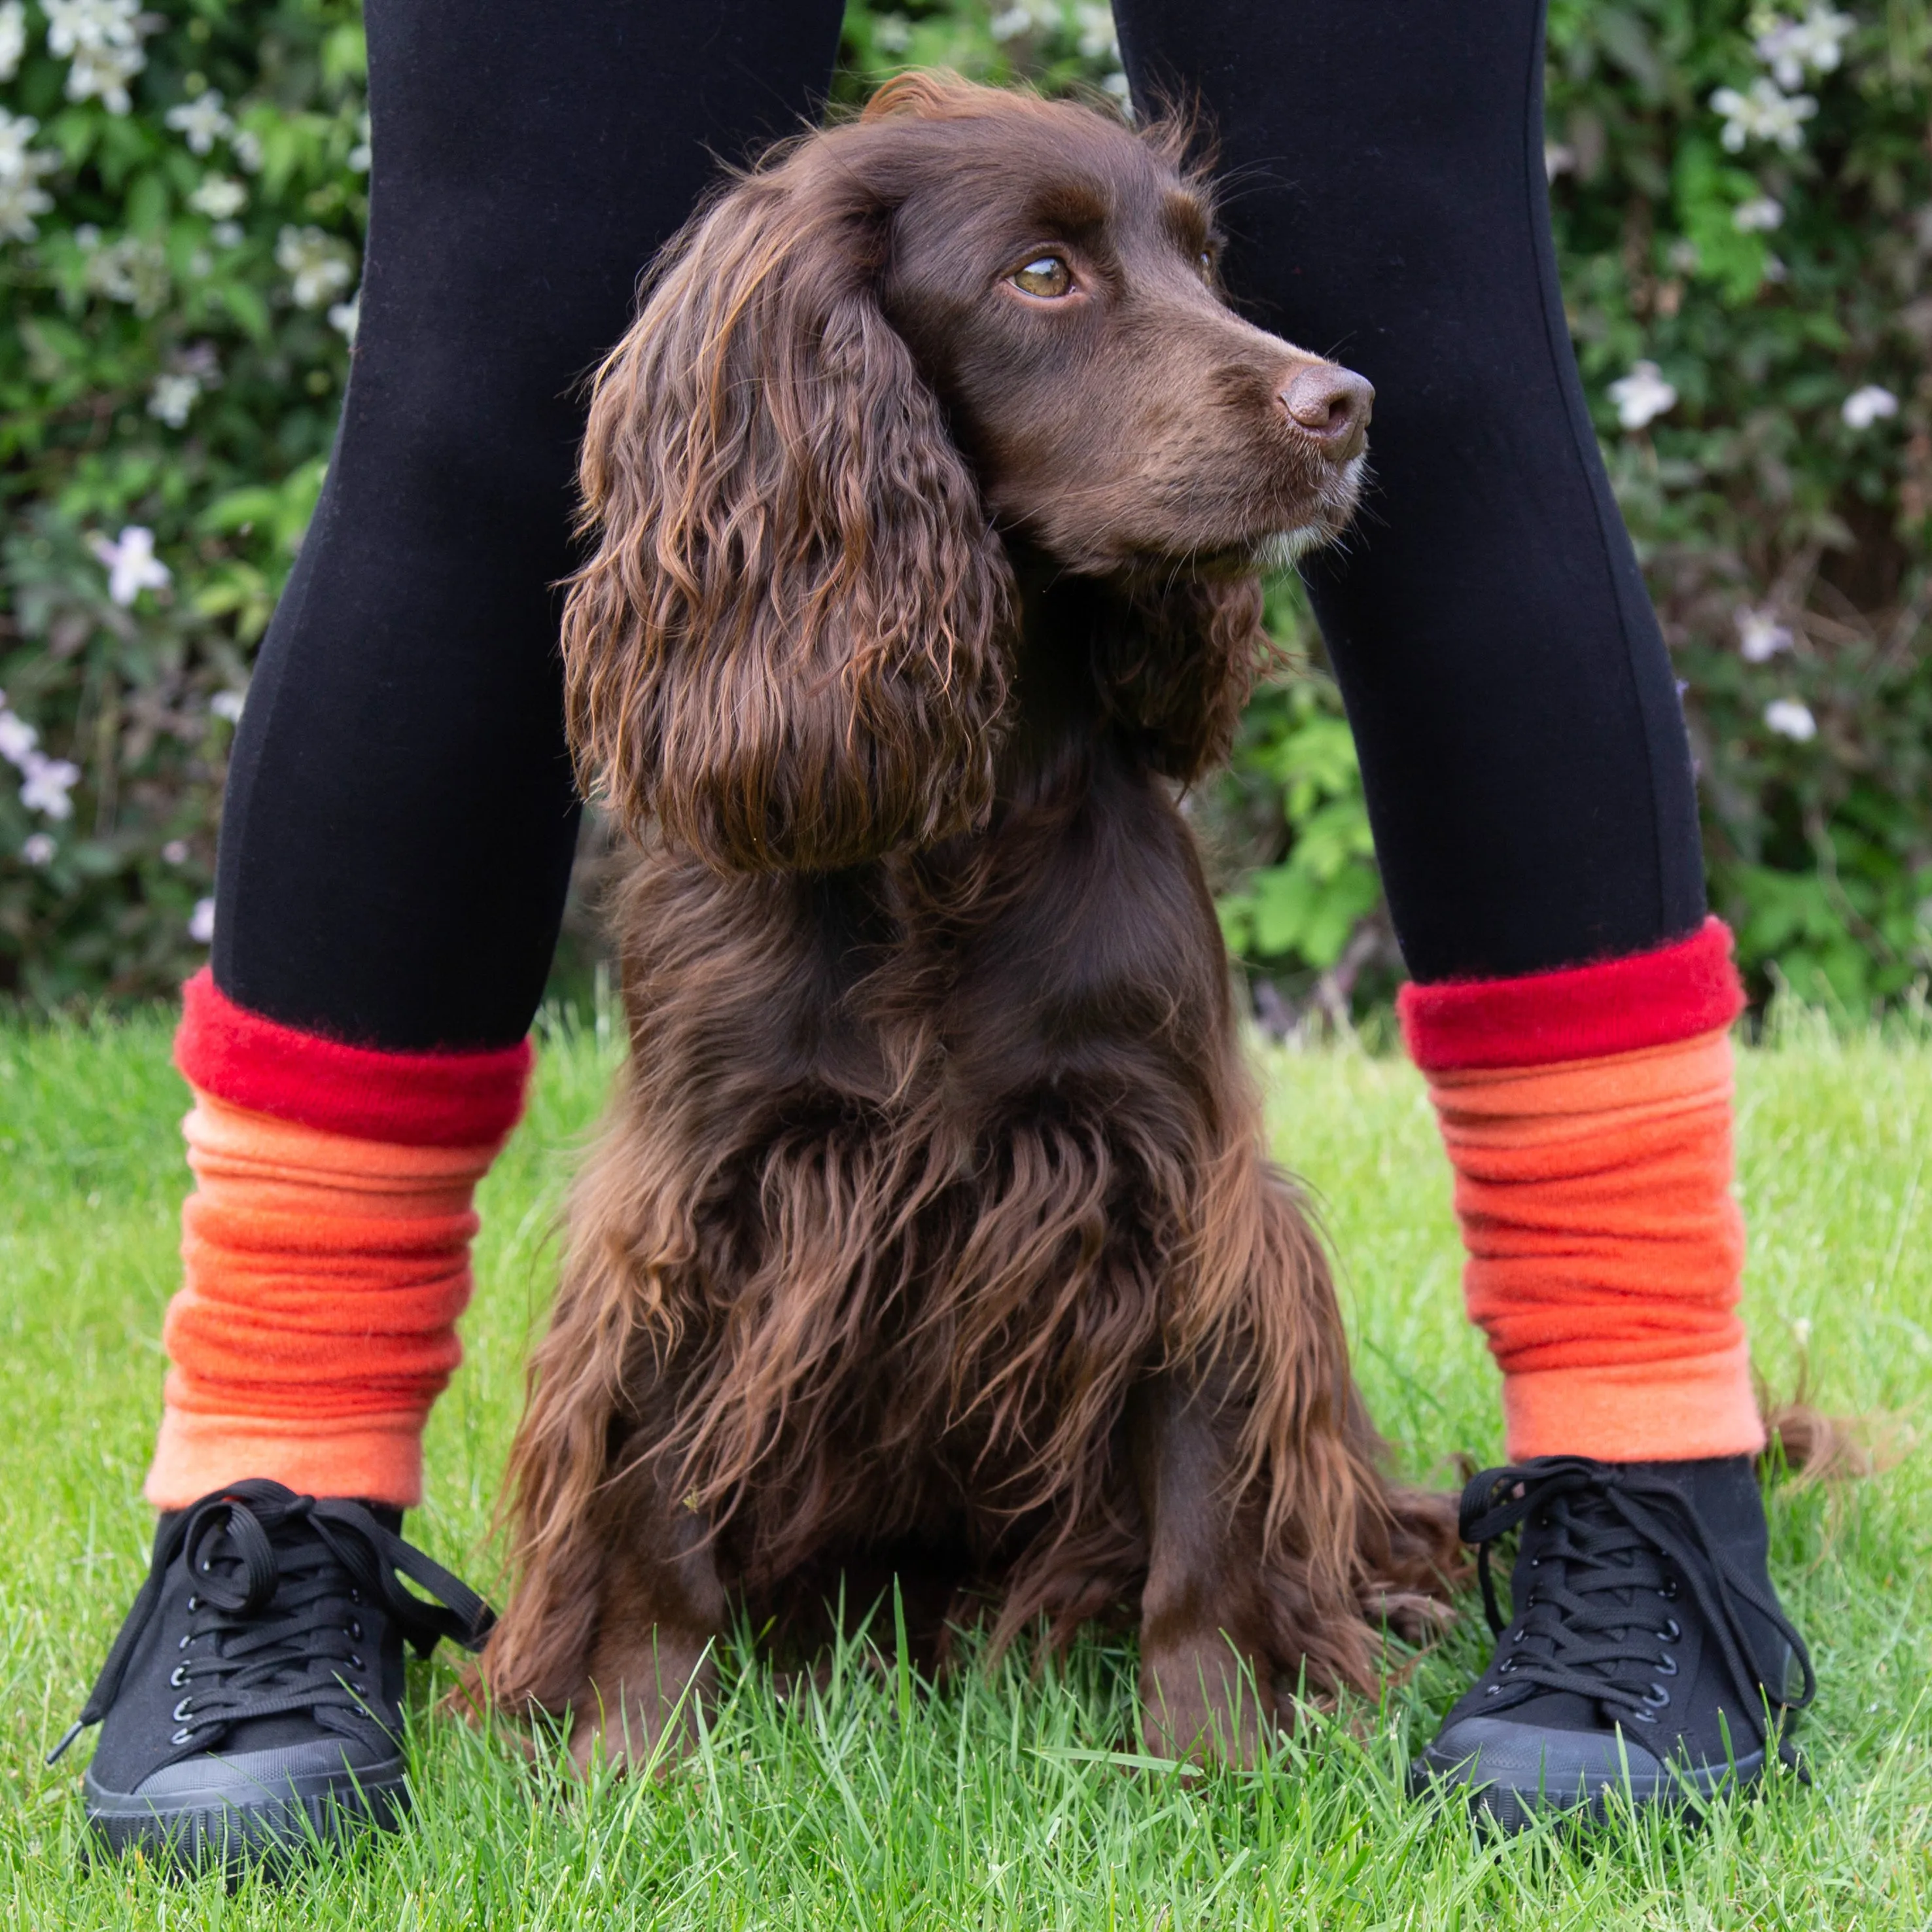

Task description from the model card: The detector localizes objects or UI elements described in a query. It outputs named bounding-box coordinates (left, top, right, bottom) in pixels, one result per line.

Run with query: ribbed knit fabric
left=1401, top=922, right=1764, bottom=1463
left=145, top=1090, right=504, bottom=1509
left=177, top=967, right=531, bottom=1146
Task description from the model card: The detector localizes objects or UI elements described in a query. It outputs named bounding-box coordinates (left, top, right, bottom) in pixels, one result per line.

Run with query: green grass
left=3, top=1011, right=1929, bottom=1927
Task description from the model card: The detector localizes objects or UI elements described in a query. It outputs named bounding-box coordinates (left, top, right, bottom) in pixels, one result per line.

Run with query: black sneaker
left=52, top=1479, right=495, bottom=1874
left=1409, top=1455, right=1814, bottom=1830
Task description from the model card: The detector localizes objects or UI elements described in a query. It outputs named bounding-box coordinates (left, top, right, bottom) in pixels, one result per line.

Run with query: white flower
left=211, top=219, right=243, bottom=248
left=20, top=752, right=80, bottom=817
left=1074, top=2, right=1118, bottom=59
left=1101, top=69, right=1131, bottom=103
left=0, top=709, right=39, bottom=766
left=0, top=111, right=61, bottom=240
left=166, top=90, right=232, bottom=156
left=1732, top=195, right=1785, bottom=232
left=1712, top=77, right=1818, bottom=152
left=327, top=292, right=360, bottom=342
left=188, top=173, right=247, bottom=220
left=1752, top=5, right=1855, bottom=89
left=230, top=127, right=263, bottom=171
left=1608, top=359, right=1678, bottom=430
left=0, top=173, right=53, bottom=243
left=0, top=108, right=53, bottom=183
left=21, top=832, right=56, bottom=866
left=347, top=111, right=372, bottom=173
left=209, top=688, right=246, bottom=723
left=275, top=224, right=355, bottom=309
left=0, top=3, right=24, bottom=83
left=1545, top=142, right=1577, bottom=181
left=1842, top=384, right=1899, bottom=429
left=81, top=234, right=169, bottom=313
left=88, top=525, right=170, bottom=605
left=1764, top=697, right=1818, bottom=740
left=43, top=0, right=142, bottom=55
left=65, top=41, right=147, bottom=114
left=991, top=0, right=1058, bottom=41
left=188, top=896, right=216, bottom=944
left=162, top=838, right=188, bottom=864
left=147, top=372, right=201, bottom=428
left=1736, top=605, right=1795, bottom=662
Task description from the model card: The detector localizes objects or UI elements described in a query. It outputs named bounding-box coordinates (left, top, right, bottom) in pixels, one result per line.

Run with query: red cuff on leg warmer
left=1397, top=917, right=1744, bottom=1072
left=175, top=966, right=532, bottom=1146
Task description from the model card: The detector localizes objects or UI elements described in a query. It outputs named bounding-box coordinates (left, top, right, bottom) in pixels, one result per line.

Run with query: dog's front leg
left=571, top=1460, right=727, bottom=1776
left=1128, top=1367, right=1276, bottom=1768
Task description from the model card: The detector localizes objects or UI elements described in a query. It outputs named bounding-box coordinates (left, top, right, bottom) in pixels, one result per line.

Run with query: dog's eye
left=1011, top=255, right=1073, bottom=299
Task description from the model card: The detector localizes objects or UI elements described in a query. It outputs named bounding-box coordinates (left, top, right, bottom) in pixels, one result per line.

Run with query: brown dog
left=479, top=73, right=1458, bottom=1768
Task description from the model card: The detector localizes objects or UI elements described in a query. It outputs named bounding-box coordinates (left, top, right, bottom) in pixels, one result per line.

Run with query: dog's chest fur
left=603, top=713, right=1235, bottom=1585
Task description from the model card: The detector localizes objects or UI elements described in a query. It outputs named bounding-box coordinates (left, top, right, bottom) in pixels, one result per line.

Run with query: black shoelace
left=1460, top=1458, right=1814, bottom=1739
left=50, top=1481, right=495, bottom=1769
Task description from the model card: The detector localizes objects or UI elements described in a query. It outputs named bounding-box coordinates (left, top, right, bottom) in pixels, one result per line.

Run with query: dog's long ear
left=563, top=151, right=1014, bottom=873
left=1098, top=575, right=1273, bottom=785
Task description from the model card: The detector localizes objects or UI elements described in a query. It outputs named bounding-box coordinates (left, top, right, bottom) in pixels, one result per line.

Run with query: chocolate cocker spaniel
left=480, top=73, right=1458, bottom=1766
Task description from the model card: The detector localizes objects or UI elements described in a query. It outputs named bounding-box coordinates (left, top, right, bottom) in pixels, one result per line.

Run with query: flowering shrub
left=1218, top=0, right=1932, bottom=1023
left=1, top=1, right=1926, bottom=1019
left=1, top=0, right=364, bottom=1002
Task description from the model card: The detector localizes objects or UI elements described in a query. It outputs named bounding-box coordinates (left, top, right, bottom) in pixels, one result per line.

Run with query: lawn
left=2, top=1010, right=1929, bottom=1928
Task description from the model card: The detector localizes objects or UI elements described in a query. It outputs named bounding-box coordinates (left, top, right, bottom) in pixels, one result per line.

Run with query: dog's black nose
left=1280, top=362, right=1373, bottom=464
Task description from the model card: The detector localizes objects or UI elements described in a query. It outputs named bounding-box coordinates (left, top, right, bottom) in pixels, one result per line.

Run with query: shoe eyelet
left=169, top=1664, right=188, bottom=1689
left=1657, top=1652, right=1679, bottom=1677
left=171, top=1727, right=196, bottom=1745
left=1530, top=1557, right=1540, bottom=1568
left=172, top=1696, right=196, bottom=1723
left=1485, top=1685, right=1501, bottom=1696
left=1659, top=1617, right=1681, bottom=1642
left=349, top=1588, right=362, bottom=1605
left=1628, top=1708, right=1658, bottom=1726
left=1644, top=1683, right=1672, bottom=1708
left=186, top=1595, right=198, bottom=1613
left=1510, top=1630, right=1524, bottom=1645
left=349, top=1654, right=363, bottom=1670
left=349, top=1620, right=363, bottom=1641
left=178, top=1633, right=192, bottom=1651
left=200, top=1558, right=212, bottom=1573
left=1659, top=1579, right=1678, bottom=1600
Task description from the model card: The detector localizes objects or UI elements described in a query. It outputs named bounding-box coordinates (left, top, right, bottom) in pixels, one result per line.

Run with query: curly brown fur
left=482, top=74, right=1457, bottom=1769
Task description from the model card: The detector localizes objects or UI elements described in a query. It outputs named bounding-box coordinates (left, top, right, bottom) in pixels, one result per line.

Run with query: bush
left=1, top=1, right=1926, bottom=1018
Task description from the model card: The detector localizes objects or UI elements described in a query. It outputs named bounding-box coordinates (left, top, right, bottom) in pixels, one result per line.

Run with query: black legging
left=213, top=0, right=1706, bottom=1053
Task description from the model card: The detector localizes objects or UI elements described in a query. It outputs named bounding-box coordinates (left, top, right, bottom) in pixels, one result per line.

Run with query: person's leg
left=65, top=0, right=845, bottom=1871
left=1114, top=0, right=1806, bottom=1823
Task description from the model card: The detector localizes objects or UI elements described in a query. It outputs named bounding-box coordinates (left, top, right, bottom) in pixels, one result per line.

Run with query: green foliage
left=1, top=0, right=366, bottom=1002
left=1214, top=1, right=1932, bottom=1023
left=3, top=0, right=1927, bottom=1017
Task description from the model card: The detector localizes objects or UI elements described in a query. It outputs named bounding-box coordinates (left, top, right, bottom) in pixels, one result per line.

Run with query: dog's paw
left=567, top=1632, right=718, bottom=1777
left=1138, top=1635, right=1274, bottom=1769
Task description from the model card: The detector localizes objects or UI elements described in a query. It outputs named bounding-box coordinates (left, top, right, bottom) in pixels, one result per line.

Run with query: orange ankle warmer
left=145, top=975, right=530, bottom=1509
left=1399, top=920, right=1764, bottom=1464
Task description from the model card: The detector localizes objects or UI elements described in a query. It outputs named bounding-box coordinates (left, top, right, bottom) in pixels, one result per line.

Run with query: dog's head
left=565, top=73, right=1370, bottom=871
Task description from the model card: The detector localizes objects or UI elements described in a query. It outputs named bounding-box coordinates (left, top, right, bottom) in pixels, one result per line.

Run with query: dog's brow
left=1023, top=177, right=1112, bottom=243
left=1160, top=188, right=1212, bottom=256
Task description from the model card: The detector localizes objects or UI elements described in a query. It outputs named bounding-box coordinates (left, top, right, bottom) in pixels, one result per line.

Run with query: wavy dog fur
left=482, top=74, right=1460, bottom=1767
